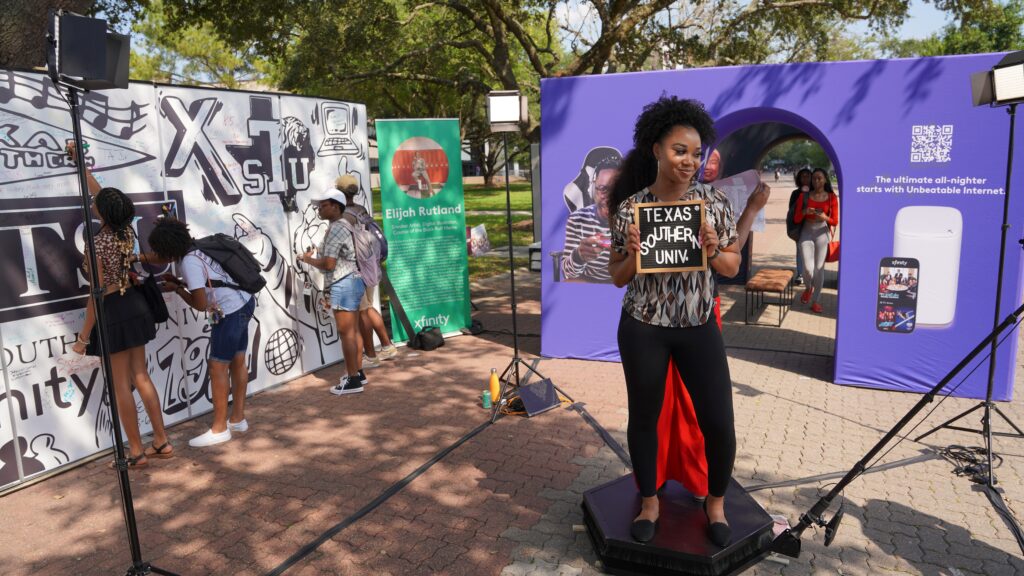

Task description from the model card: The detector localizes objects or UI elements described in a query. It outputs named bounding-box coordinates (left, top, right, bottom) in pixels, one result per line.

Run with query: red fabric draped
left=653, top=297, right=720, bottom=496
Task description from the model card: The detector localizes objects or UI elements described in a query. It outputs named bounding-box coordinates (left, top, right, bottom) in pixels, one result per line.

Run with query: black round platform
left=581, top=475, right=773, bottom=575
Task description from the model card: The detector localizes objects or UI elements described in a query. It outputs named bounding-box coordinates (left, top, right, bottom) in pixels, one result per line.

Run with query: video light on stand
left=487, top=90, right=528, bottom=133
left=484, top=89, right=569, bottom=422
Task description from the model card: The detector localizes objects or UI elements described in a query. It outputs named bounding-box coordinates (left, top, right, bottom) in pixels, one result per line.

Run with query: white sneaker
left=330, top=376, right=364, bottom=396
left=228, top=419, right=249, bottom=433
left=378, top=345, right=398, bottom=360
left=362, top=354, right=381, bottom=369
left=189, top=428, right=232, bottom=447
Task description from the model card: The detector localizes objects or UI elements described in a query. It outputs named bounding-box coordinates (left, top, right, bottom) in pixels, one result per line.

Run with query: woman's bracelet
left=76, top=335, right=90, bottom=345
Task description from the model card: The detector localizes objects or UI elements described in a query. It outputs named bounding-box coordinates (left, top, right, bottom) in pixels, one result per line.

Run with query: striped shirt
left=611, top=183, right=737, bottom=327
left=561, top=204, right=612, bottom=283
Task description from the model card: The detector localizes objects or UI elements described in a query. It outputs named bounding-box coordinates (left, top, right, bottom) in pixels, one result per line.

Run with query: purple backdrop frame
left=541, top=54, right=1023, bottom=401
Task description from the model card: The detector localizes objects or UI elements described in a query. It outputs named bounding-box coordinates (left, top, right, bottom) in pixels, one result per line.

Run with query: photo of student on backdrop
left=562, top=146, right=622, bottom=213
left=560, top=154, right=621, bottom=283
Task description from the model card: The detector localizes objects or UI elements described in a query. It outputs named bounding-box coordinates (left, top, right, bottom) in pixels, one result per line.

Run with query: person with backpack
left=336, top=175, right=398, bottom=367
left=786, top=168, right=813, bottom=286
left=147, top=218, right=258, bottom=447
left=299, top=188, right=368, bottom=395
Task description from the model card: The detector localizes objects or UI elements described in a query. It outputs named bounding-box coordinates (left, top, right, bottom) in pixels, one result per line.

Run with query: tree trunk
left=1, top=0, right=94, bottom=70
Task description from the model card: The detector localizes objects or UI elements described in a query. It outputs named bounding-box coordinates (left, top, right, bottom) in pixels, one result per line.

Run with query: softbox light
left=47, top=10, right=129, bottom=91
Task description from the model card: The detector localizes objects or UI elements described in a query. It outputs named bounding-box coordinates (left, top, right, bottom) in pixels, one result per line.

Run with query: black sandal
left=145, top=442, right=174, bottom=459
left=108, top=453, right=149, bottom=470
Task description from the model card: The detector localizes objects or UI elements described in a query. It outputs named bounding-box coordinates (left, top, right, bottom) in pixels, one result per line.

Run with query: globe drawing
left=265, top=328, right=299, bottom=375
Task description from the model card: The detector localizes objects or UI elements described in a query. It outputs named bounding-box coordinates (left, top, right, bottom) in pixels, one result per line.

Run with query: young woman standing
left=607, top=96, right=740, bottom=547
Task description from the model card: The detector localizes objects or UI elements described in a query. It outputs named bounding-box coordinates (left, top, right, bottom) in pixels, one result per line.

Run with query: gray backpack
left=339, top=218, right=381, bottom=287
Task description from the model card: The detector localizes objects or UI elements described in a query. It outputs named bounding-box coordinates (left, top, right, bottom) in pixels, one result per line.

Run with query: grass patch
left=465, top=213, right=534, bottom=247
left=469, top=256, right=530, bottom=281
left=463, top=181, right=533, bottom=212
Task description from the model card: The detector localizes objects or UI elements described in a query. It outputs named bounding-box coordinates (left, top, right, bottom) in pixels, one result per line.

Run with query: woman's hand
left=65, top=142, right=80, bottom=165
left=626, top=225, right=641, bottom=255
left=746, top=181, right=770, bottom=211
left=700, top=220, right=720, bottom=256
left=72, top=340, right=87, bottom=355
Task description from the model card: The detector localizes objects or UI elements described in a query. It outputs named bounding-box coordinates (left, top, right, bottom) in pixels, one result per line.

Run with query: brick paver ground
left=2, top=181, right=1023, bottom=575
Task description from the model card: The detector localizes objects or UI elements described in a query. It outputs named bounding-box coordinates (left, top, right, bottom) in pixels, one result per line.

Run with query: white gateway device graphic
left=893, top=206, right=963, bottom=326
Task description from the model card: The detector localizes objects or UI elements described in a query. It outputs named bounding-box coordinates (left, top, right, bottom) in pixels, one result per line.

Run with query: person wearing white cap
left=298, top=188, right=367, bottom=395
left=336, top=174, right=399, bottom=368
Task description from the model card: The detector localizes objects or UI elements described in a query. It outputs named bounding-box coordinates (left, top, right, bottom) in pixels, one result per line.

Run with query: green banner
left=377, top=119, right=471, bottom=342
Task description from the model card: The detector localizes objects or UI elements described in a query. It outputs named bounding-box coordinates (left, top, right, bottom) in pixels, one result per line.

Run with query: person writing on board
left=66, top=143, right=173, bottom=468
left=793, top=168, right=839, bottom=313
left=605, top=96, right=739, bottom=547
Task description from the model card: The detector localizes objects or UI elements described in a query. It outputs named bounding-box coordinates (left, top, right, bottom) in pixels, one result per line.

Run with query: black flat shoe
left=630, top=518, right=658, bottom=543
left=703, top=500, right=732, bottom=547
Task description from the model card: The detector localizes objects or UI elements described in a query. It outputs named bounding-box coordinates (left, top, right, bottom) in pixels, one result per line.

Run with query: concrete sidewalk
left=1, top=182, right=1023, bottom=575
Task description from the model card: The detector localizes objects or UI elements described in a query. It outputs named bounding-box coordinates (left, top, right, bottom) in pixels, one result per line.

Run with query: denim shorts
left=330, top=275, right=365, bottom=312
left=209, top=297, right=256, bottom=363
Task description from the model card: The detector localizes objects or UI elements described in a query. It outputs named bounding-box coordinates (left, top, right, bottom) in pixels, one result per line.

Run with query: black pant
left=617, top=311, right=736, bottom=498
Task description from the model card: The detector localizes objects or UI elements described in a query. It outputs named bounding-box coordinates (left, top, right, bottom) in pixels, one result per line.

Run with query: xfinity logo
left=414, top=314, right=449, bottom=330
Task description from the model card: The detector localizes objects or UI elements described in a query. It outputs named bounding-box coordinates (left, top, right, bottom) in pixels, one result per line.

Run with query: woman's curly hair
left=148, top=217, right=194, bottom=261
left=607, top=96, right=716, bottom=219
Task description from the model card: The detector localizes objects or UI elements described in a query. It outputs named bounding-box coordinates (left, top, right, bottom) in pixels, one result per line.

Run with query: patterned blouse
left=610, top=182, right=738, bottom=327
left=83, top=226, right=135, bottom=294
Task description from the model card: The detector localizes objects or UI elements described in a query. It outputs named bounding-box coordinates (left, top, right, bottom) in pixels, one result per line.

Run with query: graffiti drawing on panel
left=0, top=71, right=149, bottom=139
left=232, top=211, right=337, bottom=364
left=0, top=70, right=370, bottom=488
left=281, top=116, right=315, bottom=213
left=316, top=102, right=358, bottom=156
left=0, top=434, right=69, bottom=478
left=0, top=111, right=155, bottom=187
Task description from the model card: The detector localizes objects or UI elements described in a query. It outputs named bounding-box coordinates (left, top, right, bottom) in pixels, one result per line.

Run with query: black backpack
left=786, top=191, right=809, bottom=241
left=192, top=234, right=266, bottom=294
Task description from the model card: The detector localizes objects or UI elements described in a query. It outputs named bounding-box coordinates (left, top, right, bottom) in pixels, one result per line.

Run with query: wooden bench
left=745, top=268, right=794, bottom=326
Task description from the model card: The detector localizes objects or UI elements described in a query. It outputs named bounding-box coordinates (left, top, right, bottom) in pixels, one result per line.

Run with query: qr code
left=910, top=125, right=953, bottom=163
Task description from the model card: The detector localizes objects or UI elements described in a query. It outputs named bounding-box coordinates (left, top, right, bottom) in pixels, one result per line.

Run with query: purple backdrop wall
left=540, top=54, right=1022, bottom=401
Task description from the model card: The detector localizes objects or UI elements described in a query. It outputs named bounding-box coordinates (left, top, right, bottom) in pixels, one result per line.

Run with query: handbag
left=826, top=226, right=840, bottom=263
left=409, top=326, right=445, bottom=351
left=137, top=274, right=170, bottom=324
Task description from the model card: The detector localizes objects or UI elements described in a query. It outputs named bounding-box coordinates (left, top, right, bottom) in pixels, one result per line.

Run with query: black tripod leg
left=991, top=405, right=1024, bottom=437
left=914, top=403, right=986, bottom=442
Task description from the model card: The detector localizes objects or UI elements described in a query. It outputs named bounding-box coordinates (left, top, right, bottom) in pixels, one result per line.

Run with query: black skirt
left=85, top=287, right=157, bottom=356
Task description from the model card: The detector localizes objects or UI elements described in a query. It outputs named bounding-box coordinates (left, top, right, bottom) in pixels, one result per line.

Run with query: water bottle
left=489, top=368, right=501, bottom=406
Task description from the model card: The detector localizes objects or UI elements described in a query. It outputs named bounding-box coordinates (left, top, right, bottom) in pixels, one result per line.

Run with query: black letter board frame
left=634, top=199, right=707, bottom=274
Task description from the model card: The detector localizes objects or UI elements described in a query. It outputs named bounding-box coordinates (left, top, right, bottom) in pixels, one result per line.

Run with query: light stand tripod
left=914, top=102, right=1024, bottom=484
left=489, top=131, right=553, bottom=422
left=64, top=84, right=178, bottom=576
left=772, top=298, right=1024, bottom=558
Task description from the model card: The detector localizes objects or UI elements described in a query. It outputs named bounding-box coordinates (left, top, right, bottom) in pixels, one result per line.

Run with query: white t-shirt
left=181, top=250, right=252, bottom=315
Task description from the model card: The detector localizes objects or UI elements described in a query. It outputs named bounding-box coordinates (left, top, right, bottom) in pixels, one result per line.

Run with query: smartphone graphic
left=877, top=257, right=919, bottom=333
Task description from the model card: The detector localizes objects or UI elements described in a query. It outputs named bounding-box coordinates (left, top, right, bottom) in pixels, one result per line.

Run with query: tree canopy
left=4, top=0, right=1019, bottom=181
left=881, top=0, right=1024, bottom=57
